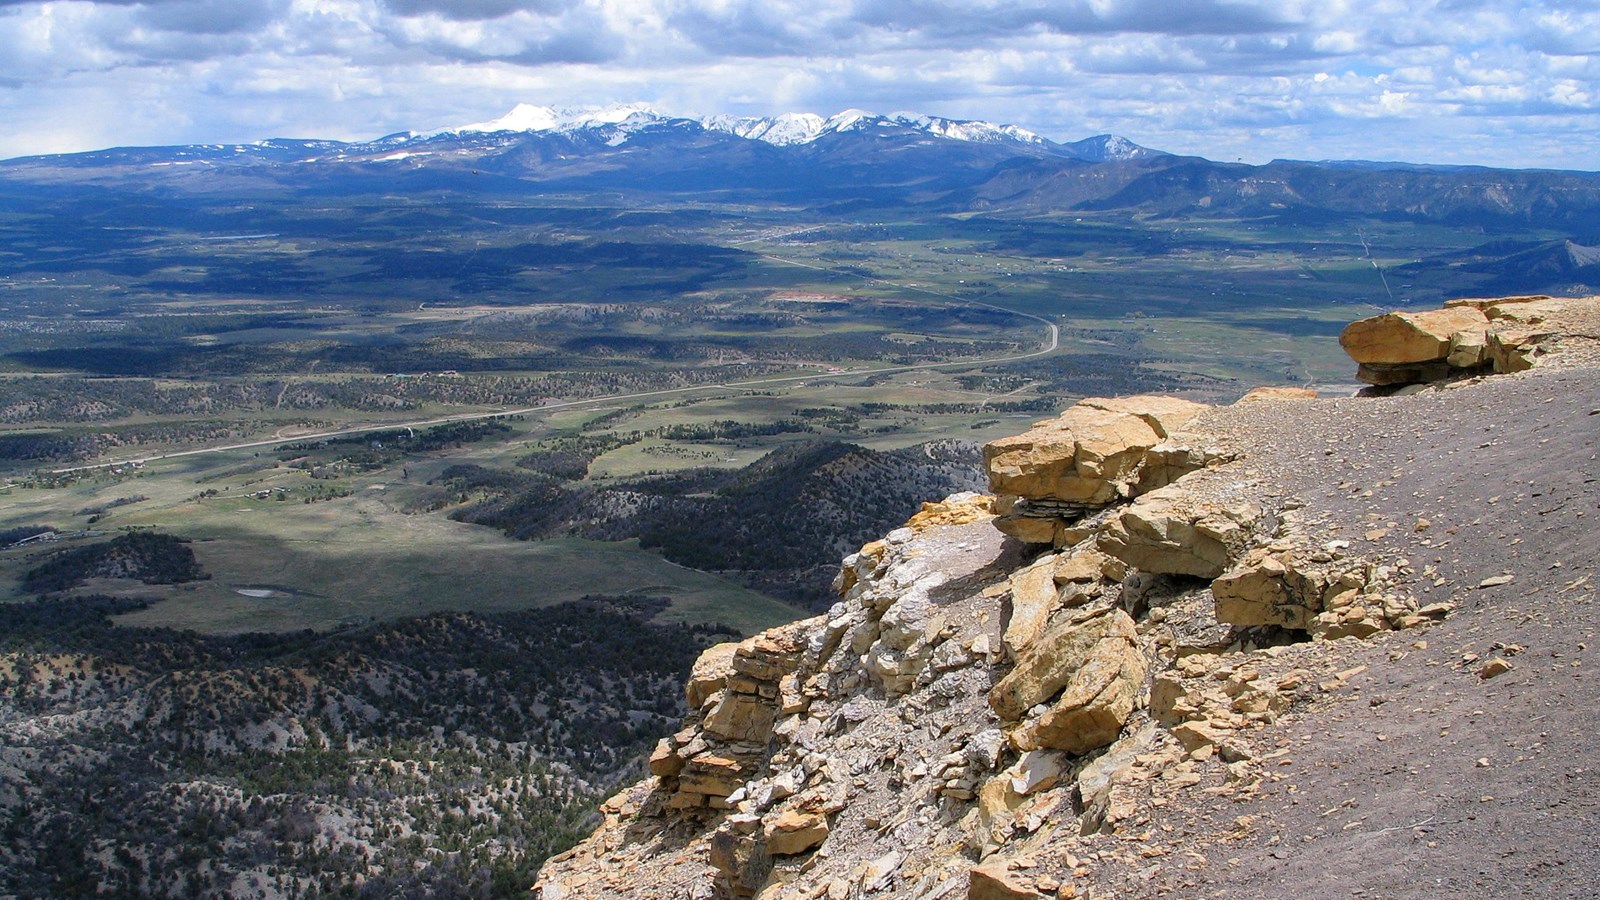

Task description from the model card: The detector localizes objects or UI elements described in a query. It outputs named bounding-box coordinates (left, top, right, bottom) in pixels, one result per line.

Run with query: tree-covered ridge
left=20, top=531, right=206, bottom=593
left=0, top=594, right=737, bottom=897
left=448, top=439, right=987, bottom=608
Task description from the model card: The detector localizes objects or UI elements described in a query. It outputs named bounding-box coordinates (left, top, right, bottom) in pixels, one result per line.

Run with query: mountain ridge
left=6, top=110, right=1597, bottom=236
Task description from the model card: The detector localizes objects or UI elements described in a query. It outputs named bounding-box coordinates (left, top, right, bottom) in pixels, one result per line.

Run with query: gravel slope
left=1113, top=365, right=1600, bottom=899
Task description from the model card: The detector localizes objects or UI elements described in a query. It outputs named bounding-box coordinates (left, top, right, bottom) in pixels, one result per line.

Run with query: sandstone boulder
left=1487, top=325, right=1553, bottom=374
left=1053, top=545, right=1112, bottom=585
left=1076, top=723, right=1156, bottom=834
left=1338, top=306, right=1489, bottom=364
left=1009, top=749, right=1068, bottom=796
left=904, top=492, right=996, bottom=530
left=731, top=624, right=809, bottom=682
left=1210, top=550, right=1327, bottom=630
left=967, top=860, right=1045, bottom=900
left=991, top=510, right=1062, bottom=546
left=1446, top=328, right=1489, bottom=368
left=688, top=642, right=740, bottom=708
left=1003, top=554, right=1061, bottom=658
left=984, top=396, right=1209, bottom=508
left=990, top=606, right=1146, bottom=755
left=763, top=807, right=830, bottom=856
left=1132, top=442, right=1232, bottom=495
left=676, top=752, right=754, bottom=799
left=1097, top=485, right=1261, bottom=579
left=1077, top=395, right=1208, bottom=438
left=985, top=405, right=1160, bottom=507
left=703, top=691, right=781, bottom=743
left=648, top=738, right=686, bottom=777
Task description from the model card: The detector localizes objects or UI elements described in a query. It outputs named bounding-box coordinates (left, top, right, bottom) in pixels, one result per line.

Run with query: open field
left=0, top=444, right=796, bottom=635
left=2, top=190, right=1575, bottom=636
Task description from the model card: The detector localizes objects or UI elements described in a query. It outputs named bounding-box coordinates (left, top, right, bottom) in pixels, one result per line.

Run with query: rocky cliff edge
left=535, top=295, right=1600, bottom=900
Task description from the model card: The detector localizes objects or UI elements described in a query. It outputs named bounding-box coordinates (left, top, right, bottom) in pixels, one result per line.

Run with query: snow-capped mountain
left=699, top=112, right=828, bottom=146
left=1060, top=133, right=1164, bottom=163
left=447, top=103, right=661, bottom=138
left=427, top=104, right=1153, bottom=160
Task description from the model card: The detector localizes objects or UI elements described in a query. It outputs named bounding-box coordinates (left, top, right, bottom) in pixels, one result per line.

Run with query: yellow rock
left=1077, top=395, right=1209, bottom=439
left=984, top=404, right=1162, bottom=505
left=687, top=642, right=739, bottom=708
left=1339, top=306, right=1489, bottom=364
left=1487, top=325, right=1551, bottom=374
left=906, top=493, right=997, bottom=530
left=703, top=691, right=779, bottom=743
left=968, top=860, right=1045, bottom=899
left=764, top=808, right=830, bottom=856
left=1052, top=546, right=1110, bottom=584
left=648, top=739, right=685, bottom=777
left=1479, top=658, right=1514, bottom=679
left=1004, top=554, right=1063, bottom=657
left=990, top=607, right=1146, bottom=755
left=993, top=513, right=1063, bottom=546
left=1098, top=486, right=1260, bottom=579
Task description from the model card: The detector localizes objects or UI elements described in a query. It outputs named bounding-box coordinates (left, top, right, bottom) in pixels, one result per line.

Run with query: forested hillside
left=447, top=439, right=987, bottom=608
left=0, top=594, right=736, bottom=897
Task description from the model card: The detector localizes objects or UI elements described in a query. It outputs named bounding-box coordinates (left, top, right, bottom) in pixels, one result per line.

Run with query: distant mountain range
left=3, top=104, right=1598, bottom=238
left=405, top=103, right=1167, bottom=163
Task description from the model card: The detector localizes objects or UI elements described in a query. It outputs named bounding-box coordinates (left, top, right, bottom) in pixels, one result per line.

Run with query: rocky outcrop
left=532, top=295, right=1600, bottom=900
left=1210, top=520, right=1433, bottom=640
left=1339, top=294, right=1599, bottom=385
left=1097, top=484, right=1262, bottom=579
left=984, top=395, right=1229, bottom=546
left=989, top=605, right=1146, bottom=754
left=1339, top=305, right=1489, bottom=363
left=649, top=621, right=814, bottom=814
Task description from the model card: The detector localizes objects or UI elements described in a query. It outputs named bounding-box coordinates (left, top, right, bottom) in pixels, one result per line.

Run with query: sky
left=0, top=0, right=1597, bottom=169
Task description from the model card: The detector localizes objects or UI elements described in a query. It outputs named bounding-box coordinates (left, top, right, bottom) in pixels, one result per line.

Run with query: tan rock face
left=992, top=512, right=1062, bottom=546
left=967, top=860, right=1045, bottom=900
left=763, top=807, right=830, bottom=856
left=983, top=396, right=1212, bottom=506
left=1002, top=555, right=1063, bottom=657
left=1488, top=326, right=1552, bottom=374
left=984, top=396, right=1220, bottom=548
left=1097, top=485, right=1261, bottom=579
left=1338, top=306, right=1489, bottom=364
left=904, top=493, right=997, bottom=530
left=1077, top=395, right=1208, bottom=438
left=984, top=405, right=1161, bottom=506
left=990, top=606, right=1146, bottom=755
left=1209, top=533, right=1421, bottom=640
left=1211, top=551, right=1325, bottom=630
left=688, top=642, right=740, bottom=709
left=703, top=691, right=781, bottom=743
left=1341, top=295, right=1599, bottom=384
